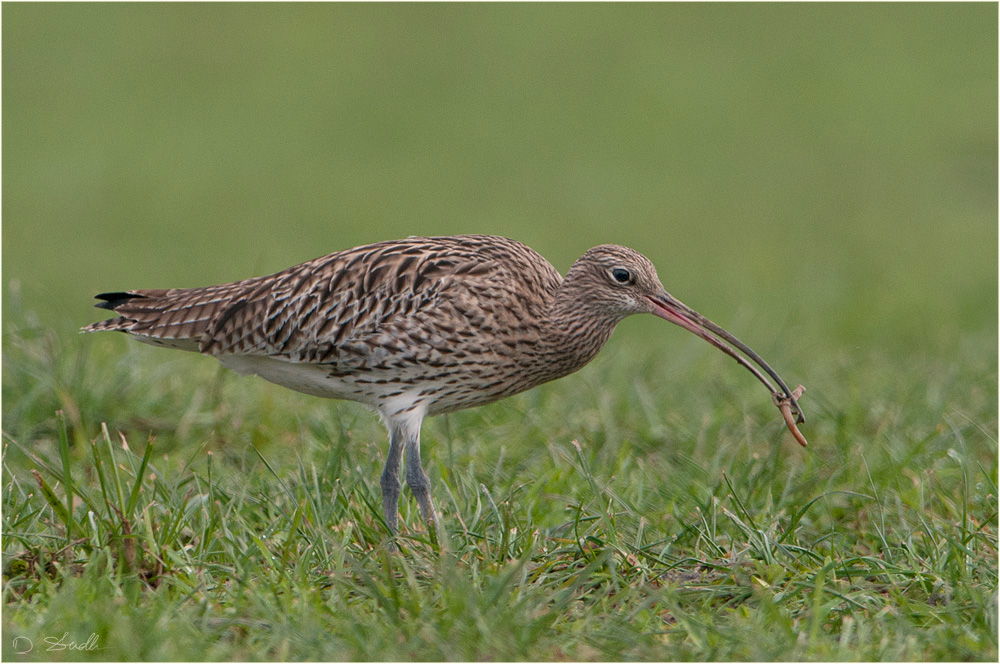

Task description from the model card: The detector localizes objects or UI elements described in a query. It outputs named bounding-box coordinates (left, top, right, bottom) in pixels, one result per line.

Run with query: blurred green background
left=2, top=6, right=997, bottom=660
left=3, top=2, right=996, bottom=378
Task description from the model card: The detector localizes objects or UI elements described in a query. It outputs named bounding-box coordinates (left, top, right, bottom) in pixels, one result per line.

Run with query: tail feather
left=94, top=291, right=147, bottom=311
left=82, top=286, right=241, bottom=350
left=82, top=316, right=132, bottom=333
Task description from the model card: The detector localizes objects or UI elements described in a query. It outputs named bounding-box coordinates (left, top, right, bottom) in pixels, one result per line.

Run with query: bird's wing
left=86, top=236, right=562, bottom=370
left=203, top=237, right=513, bottom=361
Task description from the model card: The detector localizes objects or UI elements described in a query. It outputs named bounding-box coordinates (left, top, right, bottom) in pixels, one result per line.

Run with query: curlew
left=84, top=235, right=805, bottom=543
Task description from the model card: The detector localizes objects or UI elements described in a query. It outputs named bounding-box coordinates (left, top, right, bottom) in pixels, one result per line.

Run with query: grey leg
left=404, top=432, right=440, bottom=534
left=379, top=427, right=405, bottom=538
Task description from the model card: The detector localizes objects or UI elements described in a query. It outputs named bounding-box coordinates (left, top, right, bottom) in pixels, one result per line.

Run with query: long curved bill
left=647, top=291, right=805, bottom=427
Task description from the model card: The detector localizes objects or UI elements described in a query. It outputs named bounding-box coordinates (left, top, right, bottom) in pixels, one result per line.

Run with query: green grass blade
left=125, top=437, right=154, bottom=517
left=56, top=410, right=75, bottom=540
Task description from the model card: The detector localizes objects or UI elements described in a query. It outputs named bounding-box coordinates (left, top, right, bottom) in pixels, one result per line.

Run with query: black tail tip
left=94, top=291, right=143, bottom=310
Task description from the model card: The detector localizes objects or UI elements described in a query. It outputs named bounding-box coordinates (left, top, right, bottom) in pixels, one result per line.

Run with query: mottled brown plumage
left=85, top=234, right=801, bottom=545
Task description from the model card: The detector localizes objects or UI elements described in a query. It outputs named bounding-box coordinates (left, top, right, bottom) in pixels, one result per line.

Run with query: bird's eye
left=611, top=268, right=632, bottom=284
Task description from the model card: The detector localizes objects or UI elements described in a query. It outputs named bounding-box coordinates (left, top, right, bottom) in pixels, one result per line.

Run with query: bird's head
left=566, top=244, right=805, bottom=430
left=565, top=244, right=668, bottom=318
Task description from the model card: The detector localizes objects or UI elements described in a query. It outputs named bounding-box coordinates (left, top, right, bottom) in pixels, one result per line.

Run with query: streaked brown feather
left=83, top=235, right=595, bottom=410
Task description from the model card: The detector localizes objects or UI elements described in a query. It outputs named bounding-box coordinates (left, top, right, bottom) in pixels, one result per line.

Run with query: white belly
left=217, top=354, right=371, bottom=402
left=216, top=354, right=431, bottom=417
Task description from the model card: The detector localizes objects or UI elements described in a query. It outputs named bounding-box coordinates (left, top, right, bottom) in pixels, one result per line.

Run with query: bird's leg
left=379, top=427, right=405, bottom=542
left=403, top=427, right=441, bottom=537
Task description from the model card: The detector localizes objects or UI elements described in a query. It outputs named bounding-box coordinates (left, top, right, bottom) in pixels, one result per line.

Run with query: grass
left=2, top=3, right=997, bottom=661
left=2, top=296, right=996, bottom=660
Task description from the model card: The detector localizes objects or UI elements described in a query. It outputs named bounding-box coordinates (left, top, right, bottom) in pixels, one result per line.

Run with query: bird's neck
left=540, top=281, right=623, bottom=379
